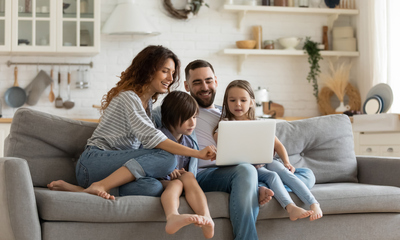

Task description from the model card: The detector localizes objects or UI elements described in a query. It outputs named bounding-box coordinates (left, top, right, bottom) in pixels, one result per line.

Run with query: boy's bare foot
left=310, top=203, right=323, bottom=221
left=47, top=180, right=84, bottom=192
left=83, top=182, right=115, bottom=200
left=165, top=214, right=204, bottom=235
left=201, top=216, right=215, bottom=239
left=286, top=203, right=313, bottom=221
left=259, top=186, right=274, bottom=206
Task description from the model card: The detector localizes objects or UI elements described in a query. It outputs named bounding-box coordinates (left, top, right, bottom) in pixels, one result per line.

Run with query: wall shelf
left=222, top=49, right=359, bottom=73
left=221, top=4, right=359, bottom=29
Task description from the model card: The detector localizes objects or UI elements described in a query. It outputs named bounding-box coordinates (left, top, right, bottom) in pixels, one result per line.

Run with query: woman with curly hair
left=48, top=45, right=216, bottom=200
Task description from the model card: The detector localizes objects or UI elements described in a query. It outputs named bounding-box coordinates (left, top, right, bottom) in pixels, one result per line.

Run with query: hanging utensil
left=4, top=66, right=27, bottom=108
left=55, top=70, right=63, bottom=108
left=63, top=69, right=75, bottom=109
left=48, top=68, right=55, bottom=102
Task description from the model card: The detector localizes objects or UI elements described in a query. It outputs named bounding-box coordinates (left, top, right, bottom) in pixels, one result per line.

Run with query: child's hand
left=198, top=145, right=217, bottom=160
left=169, top=168, right=186, bottom=180
left=284, top=163, right=295, bottom=173
left=253, top=164, right=265, bottom=169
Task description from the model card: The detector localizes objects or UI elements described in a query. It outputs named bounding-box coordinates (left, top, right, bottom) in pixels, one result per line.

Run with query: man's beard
left=191, top=90, right=216, bottom=108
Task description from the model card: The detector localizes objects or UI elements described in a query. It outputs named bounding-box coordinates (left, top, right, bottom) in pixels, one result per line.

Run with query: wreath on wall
left=163, top=0, right=209, bottom=20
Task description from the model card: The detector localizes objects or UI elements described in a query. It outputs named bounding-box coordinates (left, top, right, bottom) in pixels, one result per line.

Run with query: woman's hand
left=284, top=163, right=295, bottom=173
left=169, top=168, right=187, bottom=180
left=198, top=145, right=217, bottom=160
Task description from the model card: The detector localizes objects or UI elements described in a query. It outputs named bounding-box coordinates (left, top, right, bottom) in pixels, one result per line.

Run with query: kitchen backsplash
left=0, top=0, right=356, bottom=119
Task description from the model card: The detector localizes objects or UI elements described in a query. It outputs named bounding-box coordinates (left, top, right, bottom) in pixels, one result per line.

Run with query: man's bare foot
left=83, top=182, right=115, bottom=200
left=165, top=214, right=204, bottom=235
left=286, top=203, right=313, bottom=221
left=201, top=216, right=215, bottom=239
left=310, top=203, right=323, bottom=221
left=259, top=186, right=274, bottom=206
left=47, top=180, right=84, bottom=192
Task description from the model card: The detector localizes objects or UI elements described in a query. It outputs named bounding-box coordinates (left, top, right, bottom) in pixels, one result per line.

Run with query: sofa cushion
left=34, top=188, right=229, bottom=222
left=4, top=108, right=97, bottom=187
left=276, top=114, right=357, bottom=183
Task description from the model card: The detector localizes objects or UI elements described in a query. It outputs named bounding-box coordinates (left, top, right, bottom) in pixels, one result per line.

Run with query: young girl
left=213, top=80, right=323, bottom=221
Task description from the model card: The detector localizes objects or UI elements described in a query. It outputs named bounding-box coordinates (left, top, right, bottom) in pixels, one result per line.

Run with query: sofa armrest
left=357, top=155, right=400, bottom=187
left=0, top=157, right=41, bottom=240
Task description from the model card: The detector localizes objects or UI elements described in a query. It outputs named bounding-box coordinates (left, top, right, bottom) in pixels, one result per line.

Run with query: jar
left=264, top=40, right=275, bottom=49
left=299, top=0, right=309, bottom=7
left=262, top=0, right=271, bottom=5
left=274, top=0, right=288, bottom=6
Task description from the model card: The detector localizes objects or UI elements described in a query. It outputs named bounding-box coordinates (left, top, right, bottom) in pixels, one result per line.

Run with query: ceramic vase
left=336, top=101, right=350, bottom=113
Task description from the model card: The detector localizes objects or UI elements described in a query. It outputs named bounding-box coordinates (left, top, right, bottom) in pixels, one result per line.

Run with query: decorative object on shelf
left=363, top=95, right=383, bottom=115
left=364, top=83, right=393, bottom=113
left=80, top=0, right=88, bottom=13
left=245, top=0, right=257, bottom=6
left=324, top=0, right=339, bottom=8
left=339, top=0, right=355, bottom=9
left=310, top=0, right=321, bottom=7
left=275, top=0, right=288, bottom=6
left=262, top=0, right=271, bottom=6
left=278, top=37, right=302, bottom=50
left=263, top=40, right=275, bottom=49
left=299, top=0, right=309, bottom=7
left=63, top=2, right=70, bottom=14
left=252, top=25, right=262, bottom=49
left=318, top=83, right=361, bottom=115
left=332, top=26, right=356, bottom=51
left=288, top=0, right=295, bottom=7
left=320, top=61, right=352, bottom=113
left=303, top=37, right=323, bottom=101
left=322, top=26, right=329, bottom=50
left=80, top=30, right=92, bottom=46
left=236, top=40, right=256, bottom=49
left=163, top=0, right=209, bottom=20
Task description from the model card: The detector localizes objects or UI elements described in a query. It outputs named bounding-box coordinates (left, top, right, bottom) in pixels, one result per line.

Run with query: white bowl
left=278, top=37, right=302, bottom=50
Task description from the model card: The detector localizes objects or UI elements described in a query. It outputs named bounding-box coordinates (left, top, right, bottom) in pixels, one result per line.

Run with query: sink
left=353, top=114, right=400, bottom=132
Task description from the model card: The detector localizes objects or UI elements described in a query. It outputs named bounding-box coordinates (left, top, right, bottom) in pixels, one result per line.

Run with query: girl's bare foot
left=310, top=203, right=323, bottom=221
left=83, top=182, right=115, bottom=200
left=259, top=186, right=274, bottom=206
left=286, top=203, right=313, bottom=221
left=201, top=216, right=215, bottom=239
left=165, top=214, right=204, bottom=235
left=47, top=180, right=84, bottom=192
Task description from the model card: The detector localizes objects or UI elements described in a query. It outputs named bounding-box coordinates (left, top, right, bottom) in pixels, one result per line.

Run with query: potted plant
left=303, top=37, right=323, bottom=101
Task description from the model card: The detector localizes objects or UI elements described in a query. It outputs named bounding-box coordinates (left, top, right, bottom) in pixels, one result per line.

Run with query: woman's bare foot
left=47, top=180, right=84, bottom=192
left=201, top=216, right=215, bottom=239
left=165, top=214, right=204, bottom=235
left=310, top=203, right=323, bottom=221
left=83, top=182, right=115, bottom=200
left=259, top=186, right=274, bottom=206
left=286, top=203, right=313, bottom=221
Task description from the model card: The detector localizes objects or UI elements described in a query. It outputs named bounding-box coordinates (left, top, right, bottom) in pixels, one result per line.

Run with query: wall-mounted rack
left=6, top=60, right=93, bottom=68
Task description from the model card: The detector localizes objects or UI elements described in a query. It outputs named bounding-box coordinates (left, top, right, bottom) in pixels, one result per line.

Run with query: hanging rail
left=6, top=60, right=93, bottom=68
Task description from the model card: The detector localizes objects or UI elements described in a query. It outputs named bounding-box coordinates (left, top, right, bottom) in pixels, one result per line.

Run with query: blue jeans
left=258, top=161, right=318, bottom=209
left=196, top=164, right=259, bottom=240
left=76, top=146, right=176, bottom=197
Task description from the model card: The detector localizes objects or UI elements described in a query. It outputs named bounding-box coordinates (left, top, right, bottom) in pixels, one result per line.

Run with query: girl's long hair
left=213, top=80, right=256, bottom=133
left=101, top=45, right=181, bottom=113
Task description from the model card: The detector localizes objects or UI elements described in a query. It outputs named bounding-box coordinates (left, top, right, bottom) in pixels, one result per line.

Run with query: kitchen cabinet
left=220, top=5, right=360, bottom=73
left=0, top=0, right=11, bottom=52
left=353, top=132, right=400, bottom=158
left=0, top=122, right=11, bottom=157
left=4, top=0, right=100, bottom=55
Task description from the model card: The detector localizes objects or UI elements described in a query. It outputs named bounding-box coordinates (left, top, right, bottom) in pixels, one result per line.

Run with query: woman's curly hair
left=101, top=45, right=181, bottom=112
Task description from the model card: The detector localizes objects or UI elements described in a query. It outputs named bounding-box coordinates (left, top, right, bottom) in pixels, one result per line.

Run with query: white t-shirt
left=196, top=106, right=221, bottom=168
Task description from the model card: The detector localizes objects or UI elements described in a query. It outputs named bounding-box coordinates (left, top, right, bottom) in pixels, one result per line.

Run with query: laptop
left=202, top=120, right=276, bottom=167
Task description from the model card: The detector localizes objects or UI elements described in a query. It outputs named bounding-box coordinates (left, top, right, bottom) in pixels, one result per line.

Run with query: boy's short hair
left=161, top=91, right=199, bottom=132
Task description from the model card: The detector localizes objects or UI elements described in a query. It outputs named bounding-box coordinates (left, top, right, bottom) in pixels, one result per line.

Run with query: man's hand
left=253, top=164, right=265, bottom=169
left=198, top=145, right=217, bottom=160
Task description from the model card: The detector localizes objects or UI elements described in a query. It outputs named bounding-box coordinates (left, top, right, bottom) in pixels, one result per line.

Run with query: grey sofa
left=1, top=108, right=400, bottom=240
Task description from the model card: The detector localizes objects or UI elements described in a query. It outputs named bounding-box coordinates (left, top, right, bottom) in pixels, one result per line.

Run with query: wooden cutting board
left=263, top=101, right=284, bottom=118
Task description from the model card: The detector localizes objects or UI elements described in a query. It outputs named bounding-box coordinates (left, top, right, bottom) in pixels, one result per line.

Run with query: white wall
left=0, top=0, right=361, bottom=119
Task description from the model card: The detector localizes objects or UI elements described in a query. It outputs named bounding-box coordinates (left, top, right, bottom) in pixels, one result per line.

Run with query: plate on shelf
left=324, top=0, right=340, bottom=8
left=363, top=95, right=383, bottom=114
left=365, top=83, right=393, bottom=113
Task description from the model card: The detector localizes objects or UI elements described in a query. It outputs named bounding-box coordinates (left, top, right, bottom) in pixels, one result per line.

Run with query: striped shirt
left=87, top=91, right=167, bottom=150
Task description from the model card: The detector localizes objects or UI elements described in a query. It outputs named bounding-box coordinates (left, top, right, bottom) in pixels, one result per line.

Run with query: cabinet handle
left=366, top=148, right=372, bottom=152
left=387, top=148, right=394, bottom=152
